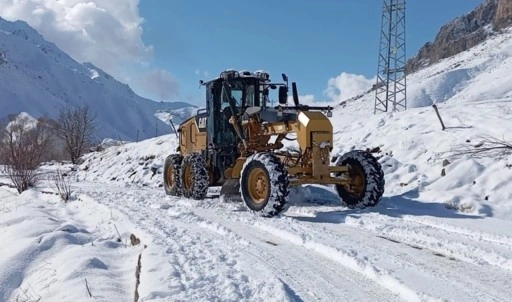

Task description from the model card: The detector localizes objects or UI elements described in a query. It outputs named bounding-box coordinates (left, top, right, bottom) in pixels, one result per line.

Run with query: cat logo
left=198, top=117, right=207, bottom=129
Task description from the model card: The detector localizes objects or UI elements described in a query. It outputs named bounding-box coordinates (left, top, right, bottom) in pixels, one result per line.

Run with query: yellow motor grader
left=164, top=70, right=384, bottom=217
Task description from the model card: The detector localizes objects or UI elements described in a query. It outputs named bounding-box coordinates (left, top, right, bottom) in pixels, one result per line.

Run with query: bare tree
left=53, top=104, right=97, bottom=164
left=0, top=115, right=52, bottom=193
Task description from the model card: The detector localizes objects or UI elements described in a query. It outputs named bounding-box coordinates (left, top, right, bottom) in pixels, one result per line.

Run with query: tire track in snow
left=164, top=203, right=399, bottom=302
left=286, top=218, right=512, bottom=302
left=80, top=188, right=290, bottom=301
left=401, top=216, right=512, bottom=248
left=184, top=215, right=355, bottom=302
left=183, top=200, right=512, bottom=301
left=79, top=183, right=398, bottom=301
left=338, top=212, right=512, bottom=271
left=185, top=206, right=439, bottom=302
left=77, top=182, right=512, bottom=301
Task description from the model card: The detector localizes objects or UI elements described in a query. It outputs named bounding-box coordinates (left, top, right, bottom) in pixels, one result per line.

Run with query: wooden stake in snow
left=134, top=253, right=142, bottom=302
left=432, top=104, right=446, bottom=130
left=84, top=278, right=93, bottom=298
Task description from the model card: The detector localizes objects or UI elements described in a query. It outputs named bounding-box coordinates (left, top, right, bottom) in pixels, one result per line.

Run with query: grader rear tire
left=334, top=150, right=385, bottom=209
left=164, top=154, right=182, bottom=196
left=181, top=153, right=209, bottom=200
left=240, top=153, right=289, bottom=217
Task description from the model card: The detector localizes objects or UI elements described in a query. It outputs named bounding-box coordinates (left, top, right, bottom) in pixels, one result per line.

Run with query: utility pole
left=374, top=0, right=407, bottom=114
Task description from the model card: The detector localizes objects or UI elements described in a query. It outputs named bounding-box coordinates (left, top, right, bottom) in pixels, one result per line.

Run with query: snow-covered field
left=2, top=29, right=512, bottom=302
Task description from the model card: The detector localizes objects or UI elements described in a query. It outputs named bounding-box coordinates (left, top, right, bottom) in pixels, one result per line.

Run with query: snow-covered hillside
left=154, top=106, right=199, bottom=130
left=0, top=17, right=194, bottom=140
left=341, top=27, right=512, bottom=114
left=2, top=20, right=512, bottom=302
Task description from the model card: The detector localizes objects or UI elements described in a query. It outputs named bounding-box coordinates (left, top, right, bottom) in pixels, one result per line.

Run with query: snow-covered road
left=76, top=182, right=512, bottom=301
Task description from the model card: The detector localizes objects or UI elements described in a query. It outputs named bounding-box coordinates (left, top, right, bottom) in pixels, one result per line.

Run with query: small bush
left=53, top=169, right=72, bottom=202
left=451, top=135, right=512, bottom=159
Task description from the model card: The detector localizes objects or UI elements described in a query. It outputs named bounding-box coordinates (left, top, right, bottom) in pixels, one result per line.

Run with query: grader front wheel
left=240, top=153, right=289, bottom=217
left=334, top=150, right=385, bottom=209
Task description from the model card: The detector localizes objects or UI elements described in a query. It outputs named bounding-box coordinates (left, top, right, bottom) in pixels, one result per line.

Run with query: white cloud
left=325, top=72, right=376, bottom=103
left=283, top=73, right=375, bottom=106
left=0, top=0, right=180, bottom=101
left=0, top=0, right=151, bottom=69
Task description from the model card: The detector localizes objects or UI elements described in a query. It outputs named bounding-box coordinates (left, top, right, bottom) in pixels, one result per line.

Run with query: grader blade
left=220, top=179, right=242, bottom=201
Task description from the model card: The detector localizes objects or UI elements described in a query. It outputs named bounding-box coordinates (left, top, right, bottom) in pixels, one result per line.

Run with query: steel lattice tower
left=374, top=0, right=407, bottom=113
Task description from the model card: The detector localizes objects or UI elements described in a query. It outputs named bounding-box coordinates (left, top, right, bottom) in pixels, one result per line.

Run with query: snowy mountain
left=2, top=4, right=512, bottom=302
left=0, top=17, right=194, bottom=141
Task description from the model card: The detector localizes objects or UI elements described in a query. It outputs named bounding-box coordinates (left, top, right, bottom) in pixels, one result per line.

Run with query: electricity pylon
left=374, top=0, right=407, bottom=113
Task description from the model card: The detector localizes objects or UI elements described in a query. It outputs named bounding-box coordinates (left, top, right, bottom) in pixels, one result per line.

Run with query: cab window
left=246, top=85, right=256, bottom=107
left=222, top=85, right=242, bottom=110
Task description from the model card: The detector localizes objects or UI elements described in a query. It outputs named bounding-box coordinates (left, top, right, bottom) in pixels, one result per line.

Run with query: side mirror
left=278, top=86, right=288, bottom=105
left=291, top=82, right=300, bottom=107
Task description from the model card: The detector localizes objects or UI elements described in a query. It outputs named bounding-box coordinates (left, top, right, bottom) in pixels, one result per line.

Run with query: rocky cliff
left=495, top=0, right=512, bottom=28
left=406, top=0, right=512, bottom=74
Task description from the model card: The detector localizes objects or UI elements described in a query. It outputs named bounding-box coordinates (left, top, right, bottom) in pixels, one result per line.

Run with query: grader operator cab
left=164, top=70, right=384, bottom=217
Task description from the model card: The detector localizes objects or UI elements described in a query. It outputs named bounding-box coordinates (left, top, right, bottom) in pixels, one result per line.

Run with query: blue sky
left=139, top=0, right=484, bottom=105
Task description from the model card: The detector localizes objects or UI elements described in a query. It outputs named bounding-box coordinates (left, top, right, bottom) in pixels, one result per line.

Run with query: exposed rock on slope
left=406, top=0, right=512, bottom=73
left=495, top=0, right=512, bottom=28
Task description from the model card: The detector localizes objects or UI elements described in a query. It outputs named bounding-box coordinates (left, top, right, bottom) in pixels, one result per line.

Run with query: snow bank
left=328, top=98, right=512, bottom=219
left=0, top=186, right=139, bottom=302
left=76, top=135, right=178, bottom=188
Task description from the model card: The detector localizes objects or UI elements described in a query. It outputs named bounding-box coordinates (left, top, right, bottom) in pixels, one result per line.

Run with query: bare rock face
left=495, top=0, right=512, bottom=28
left=406, top=0, right=512, bottom=74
